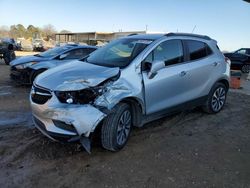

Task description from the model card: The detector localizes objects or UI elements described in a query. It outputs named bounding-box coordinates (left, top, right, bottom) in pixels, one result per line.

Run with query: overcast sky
left=0, top=0, right=249, bottom=51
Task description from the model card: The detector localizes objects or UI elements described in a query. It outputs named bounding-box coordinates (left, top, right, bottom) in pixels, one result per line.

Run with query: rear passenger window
left=185, top=40, right=212, bottom=61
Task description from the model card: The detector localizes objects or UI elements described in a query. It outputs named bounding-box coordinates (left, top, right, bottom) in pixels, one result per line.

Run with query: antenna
left=191, top=25, right=197, bottom=33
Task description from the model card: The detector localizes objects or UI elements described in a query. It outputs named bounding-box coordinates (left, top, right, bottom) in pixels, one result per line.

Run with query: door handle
left=180, top=71, right=187, bottom=77
left=213, top=62, right=218, bottom=66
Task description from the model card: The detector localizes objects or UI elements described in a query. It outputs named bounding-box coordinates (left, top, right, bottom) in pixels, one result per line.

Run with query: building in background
left=55, top=31, right=152, bottom=46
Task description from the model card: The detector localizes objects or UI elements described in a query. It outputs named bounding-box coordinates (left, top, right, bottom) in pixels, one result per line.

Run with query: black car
left=0, top=38, right=17, bottom=65
left=10, top=45, right=97, bottom=85
left=224, top=48, right=250, bottom=73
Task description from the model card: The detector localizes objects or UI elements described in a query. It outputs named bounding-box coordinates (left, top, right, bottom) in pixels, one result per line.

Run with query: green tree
left=27, top=25, right=40, bottom=38
left=16, top=24, right=26, bottom=38
left=9, top=25, right=19, bottom=38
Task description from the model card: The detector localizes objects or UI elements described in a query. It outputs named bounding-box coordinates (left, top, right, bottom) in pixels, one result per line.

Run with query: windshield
left=36, top=46, right=72, bottom=58
left=86, top=38, right=153, bottom=68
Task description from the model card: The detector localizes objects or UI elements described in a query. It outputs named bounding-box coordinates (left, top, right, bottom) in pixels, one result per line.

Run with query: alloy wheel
left=116, top=110, right=131, bottom=146
left=242, top=65, right=250, bottom=73
left=211, top=87, right=226, bottom=112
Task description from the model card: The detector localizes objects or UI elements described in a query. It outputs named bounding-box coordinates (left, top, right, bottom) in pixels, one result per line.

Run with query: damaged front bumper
left=30, top=88, right=106, bottom=147
left=10, top=66, right=32, bottom=84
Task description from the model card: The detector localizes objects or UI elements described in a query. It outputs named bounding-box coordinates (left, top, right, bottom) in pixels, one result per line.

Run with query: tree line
left=0, top=24, right=71, bottom=41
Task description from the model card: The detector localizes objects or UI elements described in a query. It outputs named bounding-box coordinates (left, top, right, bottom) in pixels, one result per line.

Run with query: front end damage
left=30, top=87, right=106, bottom=153
left=30, top=61, right=143, bottom=153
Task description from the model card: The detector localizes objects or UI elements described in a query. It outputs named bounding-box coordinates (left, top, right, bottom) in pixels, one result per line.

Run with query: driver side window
left=144, top=40, right=184, bottom=66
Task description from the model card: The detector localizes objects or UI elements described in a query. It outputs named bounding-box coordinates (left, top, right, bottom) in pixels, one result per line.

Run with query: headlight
left=15, top=62, right=38, bottom=69
left=55, top=87, right=103, bottom=104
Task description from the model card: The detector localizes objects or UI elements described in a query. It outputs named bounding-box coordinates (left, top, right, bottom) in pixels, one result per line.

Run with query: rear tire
left=101, top=103, right=132, bottom=151
left=202, top=82, right=227, bottom=114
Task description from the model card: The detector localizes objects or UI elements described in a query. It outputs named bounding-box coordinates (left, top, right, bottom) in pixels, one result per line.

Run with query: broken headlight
left=55, top=87, right=103, bottom=104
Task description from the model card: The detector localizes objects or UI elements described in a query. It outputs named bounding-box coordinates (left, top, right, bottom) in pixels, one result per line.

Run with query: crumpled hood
left=35, top=60, right=120, bottom=91
left=10, top=55, right=50, bottom=66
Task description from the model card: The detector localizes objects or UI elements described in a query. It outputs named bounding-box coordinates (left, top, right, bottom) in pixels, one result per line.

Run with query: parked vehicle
left=10, top=44, right=97, bottom=84
left=30, top=33, right=230, bottom=153
left=224, top=48, right=250, bottom=73
left=32, top=38, right=44, bottom=52
left=0, top=38, right=17, bottom=65
left=16, top=38, right=33, bottom=51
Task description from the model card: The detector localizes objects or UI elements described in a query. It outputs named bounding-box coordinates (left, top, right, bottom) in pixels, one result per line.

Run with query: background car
left=224, top=48, right=250, bottom=73
left=0, top=38, right=17, bottom=65
left=32, top=38, right=44, bottom=52
left=10, top=44, right=97, bottom=84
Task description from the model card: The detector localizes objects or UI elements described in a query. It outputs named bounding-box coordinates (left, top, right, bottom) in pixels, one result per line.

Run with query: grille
left=31, top=85, right=52, bottom=105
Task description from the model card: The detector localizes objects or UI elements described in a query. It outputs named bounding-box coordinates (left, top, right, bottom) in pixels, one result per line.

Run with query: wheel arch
left=217, top=78, right=229, bottom=91
left=30, top=68, right=47, bottom=83
left=120, top=97, right=144, bottom=127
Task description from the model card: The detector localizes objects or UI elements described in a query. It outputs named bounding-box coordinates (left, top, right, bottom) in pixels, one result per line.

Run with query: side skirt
left=141, top=95, right=208, bottom=126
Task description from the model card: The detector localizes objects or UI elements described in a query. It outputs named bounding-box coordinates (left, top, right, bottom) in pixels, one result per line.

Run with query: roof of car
left=127, top=32, right=213, bottom=41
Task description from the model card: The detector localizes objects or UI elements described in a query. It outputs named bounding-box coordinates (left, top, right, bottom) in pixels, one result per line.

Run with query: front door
left=142, top=39, right=191, bottom=114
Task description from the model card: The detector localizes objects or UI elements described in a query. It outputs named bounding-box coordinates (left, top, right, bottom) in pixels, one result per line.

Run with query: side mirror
left=59, top=53, right=68, bottom=60
left=148, top=60, right=165, bottom=79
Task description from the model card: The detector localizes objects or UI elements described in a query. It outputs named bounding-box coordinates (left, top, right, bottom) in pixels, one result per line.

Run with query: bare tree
left=0, top=25, right=10, bottom=38
left=42, top=24, right=57, bottom=40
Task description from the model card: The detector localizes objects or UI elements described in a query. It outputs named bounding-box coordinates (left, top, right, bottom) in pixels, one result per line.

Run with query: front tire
left=101, top=103, right=132, bottom=151
left=202, top=83, right=227, bottom=114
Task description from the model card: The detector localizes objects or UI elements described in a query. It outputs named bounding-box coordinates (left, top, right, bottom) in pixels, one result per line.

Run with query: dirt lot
left=0, top=60, right=250, bottom=188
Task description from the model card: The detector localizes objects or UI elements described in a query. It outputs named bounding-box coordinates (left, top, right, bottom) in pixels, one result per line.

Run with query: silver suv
left=30, top=33, right=230, bottom=152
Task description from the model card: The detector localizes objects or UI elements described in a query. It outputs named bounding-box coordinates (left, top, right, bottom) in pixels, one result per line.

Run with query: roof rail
left=165, top=32, right=211, bottom=40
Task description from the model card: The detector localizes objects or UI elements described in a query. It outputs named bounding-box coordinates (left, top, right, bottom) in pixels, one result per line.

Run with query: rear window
left=185, top=40, right=212, bottom=61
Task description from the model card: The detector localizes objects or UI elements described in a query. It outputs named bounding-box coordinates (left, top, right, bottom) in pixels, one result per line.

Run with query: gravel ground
left=0, top=61, right=250, bottom=188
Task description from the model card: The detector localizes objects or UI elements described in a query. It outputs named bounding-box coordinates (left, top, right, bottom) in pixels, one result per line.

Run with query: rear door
left=183, top=40, right=219, bottom=99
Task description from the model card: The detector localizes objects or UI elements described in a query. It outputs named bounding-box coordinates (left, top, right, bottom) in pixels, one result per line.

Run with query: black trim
left=142, top=95, right=208, bottom=125
left=53, top=120, right=77, bottom=133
